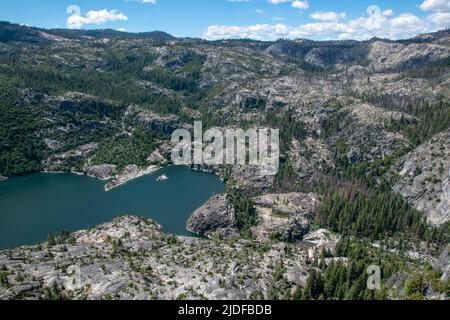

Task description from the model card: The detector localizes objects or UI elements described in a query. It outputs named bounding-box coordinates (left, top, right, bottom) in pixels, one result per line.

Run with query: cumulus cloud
left=419, top=0, right=450, bottom=11
left=419, top=0, right=450, bottom=28
left=268, top=0, right=308, bottom=9
left=310, top=11, right=346, bottom=22
left=203, top=5, right=449, bottom=41
left=67, top=9, right=128, bottom=29
left=428, top=11, right=450, bottom=25
left=291, top=1, right=309, bottom=10
left=382, top=9, right=394, bottom=17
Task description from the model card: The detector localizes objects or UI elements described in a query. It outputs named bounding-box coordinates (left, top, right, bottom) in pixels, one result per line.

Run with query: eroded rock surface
left=252, top=193, right=320, bottom=242
left=392, top=129, right=450, bottom=226
left=187, top=194, right=235, bottom=236
left=86, top=164, right=116, bottom=180
left=0, top=216, right=312, bottom=300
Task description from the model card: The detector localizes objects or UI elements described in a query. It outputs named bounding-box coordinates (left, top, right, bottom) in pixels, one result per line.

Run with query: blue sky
left=0, top=0, right=449, bottom=40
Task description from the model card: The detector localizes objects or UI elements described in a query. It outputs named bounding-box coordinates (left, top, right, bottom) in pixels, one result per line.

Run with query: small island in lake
left=156, top=175, right=169, bottom=182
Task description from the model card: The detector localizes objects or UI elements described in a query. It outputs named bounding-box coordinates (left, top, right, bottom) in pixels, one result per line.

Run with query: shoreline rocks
left=105, top=165, right=160, bottom=192
left=186, top=194, right=236, bottom=236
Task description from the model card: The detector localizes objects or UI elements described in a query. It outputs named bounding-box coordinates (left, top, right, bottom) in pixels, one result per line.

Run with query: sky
left=0, top=0, right=449, bottom=41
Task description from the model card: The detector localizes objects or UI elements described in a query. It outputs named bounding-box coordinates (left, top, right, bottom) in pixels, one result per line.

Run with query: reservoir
left=0, top=166, right=225, bottom=249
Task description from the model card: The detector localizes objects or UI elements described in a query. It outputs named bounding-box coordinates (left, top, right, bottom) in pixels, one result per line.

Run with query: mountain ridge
left=0, top=20, right=448, bottom=300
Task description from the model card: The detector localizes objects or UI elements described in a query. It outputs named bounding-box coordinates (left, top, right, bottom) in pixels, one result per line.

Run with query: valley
left=0, top=22, right=449, bottom=300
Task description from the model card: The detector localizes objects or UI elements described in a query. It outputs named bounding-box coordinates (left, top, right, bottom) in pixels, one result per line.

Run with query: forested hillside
left=0, top=22, right=449, bottom=300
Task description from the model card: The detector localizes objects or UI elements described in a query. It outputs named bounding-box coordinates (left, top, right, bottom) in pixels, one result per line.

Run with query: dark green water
left=0, top=166, right=224, bottom=249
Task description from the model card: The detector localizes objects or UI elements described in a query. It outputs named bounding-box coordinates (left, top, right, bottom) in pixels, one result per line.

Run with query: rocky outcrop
left=439, top=245, right=450, bottom=282
left=289, top=138, right=334, bottom=182
left=86, top=164, right=116, bottom=180
left=43, top=143, right=99, bottom=172
left=304, top=229, right=339, bottom=246
left=186, top=194, right=235, bottom=236
left=105, top=165, right=160, bottom=191
left=229, top=165, right=275, bottom=194
left=146, top=150, right=167, bottom=164
left=368, top=41, right=450, bottom=71
left=0, top=216, right=312, bottom=300
left=125, top=106, right=184, bottom=135
left=303, top=229, right=341, bottom=260
left=392, top=129, right=450, bottom=226
left=252, top=193, right=320, bottom=242
left=325, top=103, right=412, bottom=163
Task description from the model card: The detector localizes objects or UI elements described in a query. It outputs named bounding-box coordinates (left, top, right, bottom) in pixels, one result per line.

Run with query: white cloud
left=419, top=0, right=450, bottom=11
left=291, top=1, right=309, bottom=10
left=125, top=0, right=156, bottom=4
left=268, top=0, right=291, bottom=4
left=428, top=11, right=450, bottom=25
left=389, top=13, right=429, bottom=35
left=310, top=11, right=346, bottom=22
left=67, top=9, right=128, bottom=29
left=267, top=0, right=308, bottom=9
left=203, top=5, right=449, bottom=41
left=204, top=24, right=291, bottom=41
left=419, top=0, right=450, bottom=28
left=382, top=9, right=394, bottom=17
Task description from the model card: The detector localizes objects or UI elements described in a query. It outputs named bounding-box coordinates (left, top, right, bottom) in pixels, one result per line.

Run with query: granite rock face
left=325, top=103, right=412, bottom=164
left=186, top=194, right=235, bottom=236
left=229, top=165, right=276, bottom=194
left=127, top=106, right=182, bottom=135
left=0, top=216, right=312, bottom=300
left=86, top=164, right=116, bottom=180
left=252, top=193, right=320, bottom=242
left=368, top=41, right=450, bottom=71
left=43, top=143, right=99, bottom=172
left=392, top=129, right=450, bottom=226
left=289, top=138, right=334, bottom=182
left=439, top=245, right=450, bottom=282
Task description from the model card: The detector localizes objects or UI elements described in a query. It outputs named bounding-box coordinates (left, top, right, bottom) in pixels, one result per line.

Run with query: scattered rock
left=0, top=216, right=312, bottom=300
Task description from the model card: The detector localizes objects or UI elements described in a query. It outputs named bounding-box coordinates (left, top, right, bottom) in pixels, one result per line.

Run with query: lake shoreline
left=42, top=165, right=162, bottom=192
left=104, top=165, right=161, bottom=192
left=0, top=166, right=225, bottom=249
